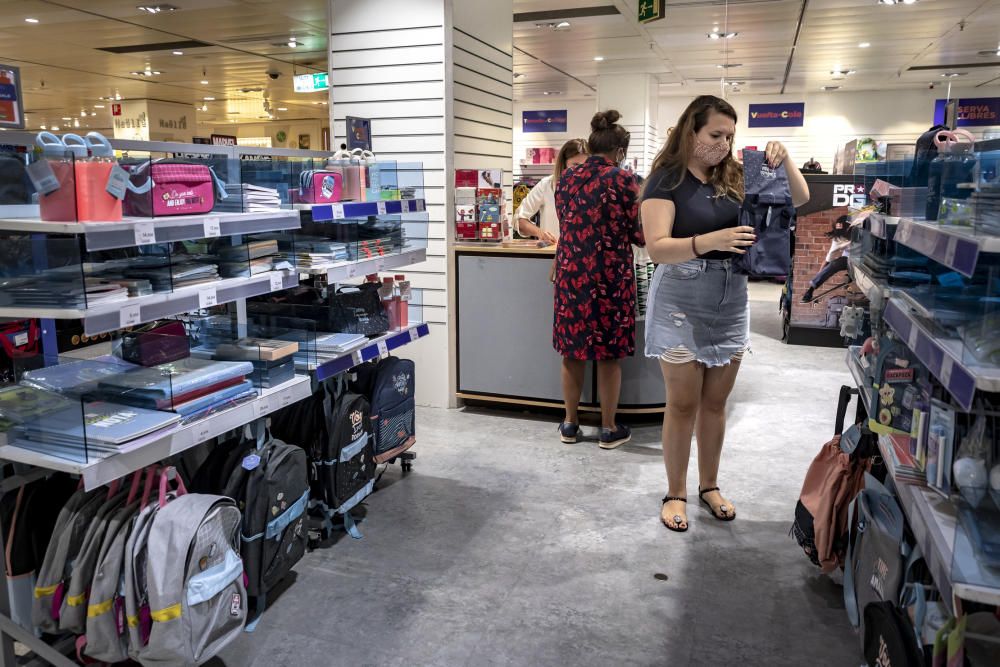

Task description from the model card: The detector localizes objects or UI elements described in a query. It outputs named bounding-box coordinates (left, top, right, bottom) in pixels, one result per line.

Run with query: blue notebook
left=22, top=356, right=140, bottom=397
left=18, top=401, right=180, bottom=446
left=97, top=358, right=254, bottom=400
left=171, top=380, right=255, bottom=416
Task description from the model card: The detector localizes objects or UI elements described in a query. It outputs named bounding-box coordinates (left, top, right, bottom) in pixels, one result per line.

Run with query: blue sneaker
left=599, top=424, right=631, bottom=450
left=559, top=422, right=580, bottom=444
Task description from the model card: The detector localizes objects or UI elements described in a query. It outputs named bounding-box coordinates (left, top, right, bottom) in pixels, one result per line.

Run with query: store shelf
left=0, top=269, right=298, bottom=336
left=895, top=217, right=1000, bottom=278
left=877, top=435, right=1000, bottom=610
left=0, top=210, right=301, bottom=252
left=304, top=247, right=427, bottom=280
left=848, top=257, right=890, bottom=305
left=313, top=322, right=430, bottom=382
left=883, top=296, right=1000, bottom=412
left=846, top=346, right=872, bottom=416
left=306, top=198, right=426, bottom=222
left=868, top=213, right=899, bottom=240
left=0, top=375, right=312, bottom=491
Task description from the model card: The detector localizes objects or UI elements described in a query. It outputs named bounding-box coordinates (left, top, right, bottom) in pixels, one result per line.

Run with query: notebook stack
left=217, top=183, right=283, bottom=213
left=277, top=331, right=367, bottom=369
left=213, top=337, right=299, bottom=388
left=218, top=239, right=280, bottom=278
left=277, top=235, right=350, bottom=270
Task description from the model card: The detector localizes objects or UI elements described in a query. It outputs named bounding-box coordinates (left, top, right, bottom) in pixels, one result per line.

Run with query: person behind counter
left=641, top=95, right=810, bottom=532
left=515, top=139, right=589, bottom=244
left=553, top=111, right=642, bottom=450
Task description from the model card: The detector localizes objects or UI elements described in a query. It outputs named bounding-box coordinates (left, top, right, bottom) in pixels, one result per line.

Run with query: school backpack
left=734, top=149, right=795, bottom=277
left=320, top=381, right=376, bottom=513
left=137, top=480, right=247, bottom=666
left=844, top=473, right=920, bottom=645
left=221, top=425, right=308, bottom=630
left=909, top=124, right=948, bottom=186
left=351, top=356, right=416, bottom=463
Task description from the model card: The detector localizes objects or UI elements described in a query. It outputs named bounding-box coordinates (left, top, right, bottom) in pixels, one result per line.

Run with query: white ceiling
left=514, top=0, right=1000, bottom=99
left=2, top=0, right=998, bottom=130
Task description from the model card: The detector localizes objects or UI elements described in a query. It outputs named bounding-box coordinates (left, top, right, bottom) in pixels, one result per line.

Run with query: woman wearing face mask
left=516, top=138, right=589, bottom=244
left=553, top=110, right=643, bottom=449
left=641, top=96, right=809, bottom=532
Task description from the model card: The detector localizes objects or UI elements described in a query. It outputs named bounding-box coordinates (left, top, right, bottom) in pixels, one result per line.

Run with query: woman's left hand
left=765, top=141, right=790, bottom=168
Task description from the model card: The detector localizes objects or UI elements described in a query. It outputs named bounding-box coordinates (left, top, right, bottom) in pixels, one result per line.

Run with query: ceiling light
left=830, top=68, right=856, bottom=76
left=287, top=40, right=298, bottom=48
left=200, top=80, right=209, bottom=84
left=822, top=85, right=841, bottom=91
left=137, top=4, right=178, bottom=13
left=80, top=110, right=87, bottom=117
left=94, top=104, right=105, bottom=108
left=858, top=42, right=871, bottom=48
left=941, top=72, right=966, bottom=77
left=902, top=0, right=917, bottom=4
left=709, top=32, right=721, bottom=40
left=513, top=72, right=525, bottom=79
left=24, top=18, right=39, bottom=24
left=203, top=96, right=215, bottom=100
left=50, top=126, right=59, bottom=131
left=542, top=91, right=562, bottom=96
left=172, top=50, right=183, bottom=55
left=277, top=107, right=288, bottom=111
left=90, top=112, right=97, bottom=116
left=61, top=117, right=72, bottom=121
left=708, top=32, right=738, bottom=39
left=593, top=56, right=604, bottom=61
left=200, top=104, right=208, bottom=111
left=717, top=63, right=742, bottom=69
left=73, top=119, right=80, bottom=128
left=555, top=21, right=571, bottom=29
left=39, top=125, right=46, bottom=130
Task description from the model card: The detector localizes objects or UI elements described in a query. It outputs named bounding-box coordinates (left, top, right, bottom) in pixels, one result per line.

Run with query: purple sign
left=522, top=110, right=568, bottom=133
left=748, top=102, right=805, bottom=128
left=934, top=97, right=1000, bottom=128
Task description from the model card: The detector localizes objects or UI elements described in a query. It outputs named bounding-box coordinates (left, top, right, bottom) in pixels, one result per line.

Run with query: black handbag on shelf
left=329, top=283, right=389, bottom=335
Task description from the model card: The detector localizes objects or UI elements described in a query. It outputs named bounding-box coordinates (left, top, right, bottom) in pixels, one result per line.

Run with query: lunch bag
left=124, top=159, right=227, bottom=217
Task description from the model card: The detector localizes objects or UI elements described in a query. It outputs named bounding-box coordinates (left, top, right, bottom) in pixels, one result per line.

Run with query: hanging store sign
left=933, top=97, right=1000, bottom=128
left=210, top=134, right=237, bottom=146
left=748, top=102, right=805, bottom=128
left=293, top=72, right=329, bottom=93
left=638, top=0, right=665, bottom=24
left=0, top=64, right=24, bottom=129
left=522, top=110, right=568, bottom=133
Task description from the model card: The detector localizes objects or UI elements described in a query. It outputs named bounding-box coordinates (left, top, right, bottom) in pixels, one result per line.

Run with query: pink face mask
left=693, top=139, right=731, bottom=167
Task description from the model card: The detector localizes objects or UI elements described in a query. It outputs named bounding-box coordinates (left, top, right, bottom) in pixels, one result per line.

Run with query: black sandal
left=660, top=496, right=688, bottom=532
left=699, top=486, right=736, bottom=521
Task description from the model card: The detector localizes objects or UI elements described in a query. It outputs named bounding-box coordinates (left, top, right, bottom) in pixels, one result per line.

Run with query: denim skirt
left=644, top=258, right=750, bottom=367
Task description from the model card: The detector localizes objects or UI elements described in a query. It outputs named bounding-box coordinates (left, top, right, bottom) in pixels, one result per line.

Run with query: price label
left=278, top=391, right=294, bottom=408
left=346, top=264, right=358, bottom=279
left=375, top=258, right=386, bottom=272
left=13, top=332, right=27, bottom=347
left=944, top=237, right=959, bottom=268
left=256, top=398, right=271, bottom=417
left=353, top=350, right=365, bottom=366
left=198, top=288, right=217, bottom=309
left=120, top=304, right=141, bottom=328
left=106, top=165, right=130, bottom=200
left=409, top=327, right=420, bottom=342
left=195, top=423, right=212, bottom=443
left=133, top=222, right=156, bottom=246
left=26, top=160, right=60, bottom=195
left=332, top=204, right=345, bottom=220
left=377, top=340, right=389, bottom=358
left=907, top=326, right=919, bottom=350
left=939, top=356, right=954, bottom=387
left=203, top=217, right=221, bottom=238
left=896, top=223, right=910, bottom=244
left=376, top=201, right=387, bottom=216
left=401, top=199, right=411, bottom=213
left=269, top=272, right=284, bottom=292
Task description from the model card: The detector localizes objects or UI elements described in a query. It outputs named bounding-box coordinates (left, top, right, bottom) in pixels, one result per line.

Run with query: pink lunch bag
left=298, top=169, right=343, bottom=203
left=123, top=160, right=227, bottom=217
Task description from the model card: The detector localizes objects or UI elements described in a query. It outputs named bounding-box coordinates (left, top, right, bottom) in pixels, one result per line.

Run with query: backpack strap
left=843, top=492, right=861, bottom=627
left=208, top=166, right=228, bottom=201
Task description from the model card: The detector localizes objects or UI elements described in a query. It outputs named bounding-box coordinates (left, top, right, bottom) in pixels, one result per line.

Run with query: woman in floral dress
left=553, top=109, right=642, bottom=450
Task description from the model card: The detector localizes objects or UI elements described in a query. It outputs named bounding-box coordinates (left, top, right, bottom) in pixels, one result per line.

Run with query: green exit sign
left=293, top=72, right=329, bottom=93
left=638, top=0, right=664, bottom=24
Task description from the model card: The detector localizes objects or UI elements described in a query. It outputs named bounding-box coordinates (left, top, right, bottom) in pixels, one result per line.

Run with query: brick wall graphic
left=791, top=206, right=850, bottom=327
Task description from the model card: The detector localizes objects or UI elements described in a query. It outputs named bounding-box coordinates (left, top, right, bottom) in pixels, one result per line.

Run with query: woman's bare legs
left=695, top=361, right=742, bottom=519
left=659, top=360, right=705, bottom=530
left=562, top=358, right=586, bottom=425
left=596, top=359, right=622, bottom=430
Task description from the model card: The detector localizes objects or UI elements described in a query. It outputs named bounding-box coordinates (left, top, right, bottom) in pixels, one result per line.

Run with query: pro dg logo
left=833, top=184, right=866, bottom=208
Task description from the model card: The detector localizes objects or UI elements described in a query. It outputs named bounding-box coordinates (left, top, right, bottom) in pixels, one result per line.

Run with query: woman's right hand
left=702, top=226, right=756, bottom=254
left=539, top=230, right=557, bottom=245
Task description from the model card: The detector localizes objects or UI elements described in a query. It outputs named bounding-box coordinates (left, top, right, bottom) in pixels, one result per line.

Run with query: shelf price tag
left=400, top=199, right=411, bottom=213
left=907, top=325, right=919, bottom=350
left=256, top=397, right=271, bottom=417
left=944, top=237, right=959, bottom=268
left=377, top=340, right=389, bottom=358
left=332, top=204, right=345, bottom=220
left=409, top=327, right=420, bottom=342
left=120, top=304, right=141, bottom=328
left=133, top=222, right=156, bottom=246
left=375, top=258, right=386, bottom=272
left=353, top=349, right=365, bottom=366
left=269, top=272, right=284, bottom=292
left=346, top=264, right=358, bottom=279
left=26, top=161, right=60, bottom=195
left=203, top=217, right=221, bottom=238
left=939, top=356, right=954, bottom=387
left=195, top=422, right=212, bottom=444
left=376, top=201, right=387, bottom=216
left=106, top=165, right=130, bottom=200
left=278, top=390, right=294, bottom=409
left=198, top=288, right=217, bottom=309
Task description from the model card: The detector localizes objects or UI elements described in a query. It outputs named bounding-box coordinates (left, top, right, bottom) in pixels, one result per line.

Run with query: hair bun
left=591, top=109, right=621, bottom=132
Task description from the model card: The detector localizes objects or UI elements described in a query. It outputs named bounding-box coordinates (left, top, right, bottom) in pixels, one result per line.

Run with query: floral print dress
left=553, top=155, right=642, bottom=360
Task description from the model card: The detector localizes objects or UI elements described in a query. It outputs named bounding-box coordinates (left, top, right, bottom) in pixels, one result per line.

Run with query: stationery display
left=454, top=169, right=506, bottom=242
left=218, top=182, right=282, bottom=212
left=214, top=337, right=299, bottom=362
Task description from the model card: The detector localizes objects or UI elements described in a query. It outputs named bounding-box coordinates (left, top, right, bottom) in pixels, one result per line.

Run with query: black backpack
left=352, top=356, right=416, bottom=462
left=909, top=124, right=948, bottom=186
left=221, top=426, right=309, bottom=630
left=863, top=601, right=923, bottom=667
left=320, top=384, right=376, bottom=513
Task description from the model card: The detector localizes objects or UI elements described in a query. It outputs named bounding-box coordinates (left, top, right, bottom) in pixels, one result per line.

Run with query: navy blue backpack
left=351, top=356, right=416, bottom=464
left=734, top=150, right=796, bottom=277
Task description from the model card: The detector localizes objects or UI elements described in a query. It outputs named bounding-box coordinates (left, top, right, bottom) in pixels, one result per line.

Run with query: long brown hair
left=649, top=95, right=743, bottom=201
left=552, top=138, right=588, bottom=183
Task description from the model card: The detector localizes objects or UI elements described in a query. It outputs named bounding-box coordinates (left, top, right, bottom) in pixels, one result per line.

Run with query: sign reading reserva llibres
left=638, top=0, right=664, bottom=24
left=748, top=102, right=805, bottom=128
left=933, top=97, right=1000, bottom=127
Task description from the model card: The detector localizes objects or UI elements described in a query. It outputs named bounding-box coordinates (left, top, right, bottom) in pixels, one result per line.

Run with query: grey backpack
left=844, top=473, right=920, bottom=645
left=136, top=483, right=247, bottom=665
left=31, top=487, right=105, bottom=632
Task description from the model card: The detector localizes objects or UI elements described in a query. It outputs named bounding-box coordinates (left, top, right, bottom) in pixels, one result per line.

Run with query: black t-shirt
left=642, top=167, right=740, bottom=260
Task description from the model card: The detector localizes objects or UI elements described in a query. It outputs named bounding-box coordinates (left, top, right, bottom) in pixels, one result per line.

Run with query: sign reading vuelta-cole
left=522, top=110, right=568, bottom=133
left=933, top=97, right=1000, bottom=128
left=748, top=102, right=805, bottom=128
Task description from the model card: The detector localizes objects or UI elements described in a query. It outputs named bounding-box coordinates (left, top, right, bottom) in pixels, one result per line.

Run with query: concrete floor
left=217, top=286, right=862, bottom=667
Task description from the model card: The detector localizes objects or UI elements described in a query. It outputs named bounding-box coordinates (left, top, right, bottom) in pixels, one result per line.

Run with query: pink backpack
left=124, top=160, right=227, bottom=217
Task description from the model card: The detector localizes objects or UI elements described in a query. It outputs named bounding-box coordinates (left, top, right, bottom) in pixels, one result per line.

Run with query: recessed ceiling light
left=941, top=72, right=966, bottom=77
left=858, top=42, right=871, bottom=48
left=24, top=18, right=39, bottom=24
left=50, top=126, right=59, bottom=131
left=203, top=96, right=215, bottom=100
left=593, top=56, right=604, bottom=61
left=200, top=80, right=209, bottom=84
left=830, top=68, right=856, bottom=76
left=200, top=104, right=208, bottom=111
left=39, top=125, right=46, bottom=130
left=555, top=21, right=571, bottom=29
left=172, top=50, right=183, bottom=55
left=80, top=110, right=87, bottom=117
left=61, top=117, right=72, bottom=121
left=277, top=107, right=288, bottom=111
left=94, top=104, right=105, bottom=108
left=137, top=4, right=178, bottom=13
left=708, top=32, right=738, bottom=39
left=717, top=63, right=742, bottom=69
left=822, top=85, right=841, bottom=91
left=513, top=72, right=525, bottom=79
left=287, top=40, right=298, bottom=48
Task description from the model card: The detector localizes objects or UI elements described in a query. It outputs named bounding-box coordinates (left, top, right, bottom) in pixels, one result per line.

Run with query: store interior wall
left=513, top=99, right=598, bottom=168
left=205, top=120, right=328, bottom=149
